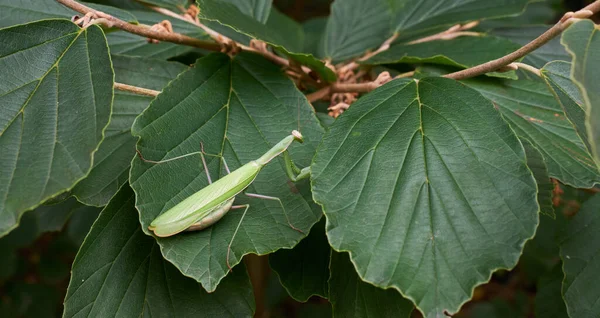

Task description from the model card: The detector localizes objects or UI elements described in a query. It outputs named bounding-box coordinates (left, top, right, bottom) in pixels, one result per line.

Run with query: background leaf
left=522, top=140, right=555, bottom=218
left=541, top=61, right=590, bottom=151
left=0, top=20, right=112, bottom=236
left=559, top=193, right=600, bottom=318
left=72, top=55, right=187, bottom=206
left=63, top=184, right=255, bottom=317
left=197, top=0, right=336, bottom=83
left=0, top=0, right=138, bottom=28
left=466, top=77, right=600, bottom=188
left=130, top=52, right=324, bottom=292
left=561, top=20, right=600, bottom=169
left=270, top=218, right=330, bottom=302
left=534, top=263, right=568, bottom=318
left=491, top=26, right=570, bottom=69
left=329, top=251, right=413, bottom=318
left=321, top=0, right=529, bottom=61
left=363, top=35, right=521, bottom=79
left=221, top=0, right=273, bottom=23
left=311, top=78, right=539, bottom=317
left=136, top=0, right=188, bottom=12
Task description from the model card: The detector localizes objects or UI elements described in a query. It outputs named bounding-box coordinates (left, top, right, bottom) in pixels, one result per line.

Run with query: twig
left=407, top=21, right=480, bottom=44
left=141, top=3, right=312, bottom=74
left=307, top=72, right=393, bottom=102
left=511, top=62, right=541, bottom=77
left=114, top=83, right=160, bottom=97
left=57, top=0, right=221, bottom=51
left=444, top=2, right=600, bottom=80
left=338, top=33, right=399, bottom=74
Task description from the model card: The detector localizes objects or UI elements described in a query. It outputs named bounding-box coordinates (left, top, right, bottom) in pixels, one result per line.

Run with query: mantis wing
left=149, top=161, right=262, bottom=237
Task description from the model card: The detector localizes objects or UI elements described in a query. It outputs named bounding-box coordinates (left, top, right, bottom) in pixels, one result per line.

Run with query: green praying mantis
left=136, top=129, right=311, bottom=270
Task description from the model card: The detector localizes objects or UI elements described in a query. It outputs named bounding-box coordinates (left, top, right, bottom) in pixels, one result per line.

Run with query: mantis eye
left=292, top=130, right=304, bottom=143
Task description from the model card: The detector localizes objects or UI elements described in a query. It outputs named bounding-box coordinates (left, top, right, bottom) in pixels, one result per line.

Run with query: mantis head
left=292, top=130, right=304, bottom=143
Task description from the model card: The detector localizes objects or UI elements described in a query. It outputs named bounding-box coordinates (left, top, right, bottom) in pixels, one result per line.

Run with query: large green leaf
left=196, top=0, right=336, bottom=83
left=523, top=140, right=554, bottom=218
left=311, top=78, right=539, bottom=317
left=328, top=251, right=413, bottom=318
left=559, top=193, right=600, bottom=318
left=466, top=78, right=600, bottom=188
left=72, top=55, right=187, bottom=206
left=541, top=61, right=590, bottom=152
left=0, top=0, right=138, bottom=28
left=363, top=35, right=521, bottom=79
left=321, top=0, right=529, bottom=62
left=129, top=52, right=324, bottom=292
left=561, top=20, right=600, bottom=170
left=270, top=218, right=330, bottom=302
left=0, top=20, right=112, bottom=237
left=63, top=184, right=255, bottom=317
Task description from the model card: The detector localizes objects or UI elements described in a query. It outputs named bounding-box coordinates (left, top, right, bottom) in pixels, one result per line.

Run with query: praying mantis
left=136, top=129, right=311, bottom=270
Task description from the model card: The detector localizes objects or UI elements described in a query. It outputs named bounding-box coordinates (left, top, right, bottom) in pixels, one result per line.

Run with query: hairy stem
left=511, top=62, right=541, bottom=77
left=444, top=1, right=600, bottom=80
left=57, top=0, right=221, bottom=51
left=114, top=83, right=160, bottom=97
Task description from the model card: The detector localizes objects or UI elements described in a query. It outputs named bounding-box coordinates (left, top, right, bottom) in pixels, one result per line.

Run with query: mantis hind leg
left=244, top=193, right=304, bottom=234
left=226, top=204, right=250, bottom=272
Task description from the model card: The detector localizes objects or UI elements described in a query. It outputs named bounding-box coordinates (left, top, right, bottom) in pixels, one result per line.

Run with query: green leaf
left=129, top=52, right=325, bottom=292
left=270, top=218, right=330, bottom=302
left=520, top=213, right=564, bottom=284
left=72, top=55, right=187, bottom=206
left=197, top=0, right=336, bottom=83
left=302, top=17, right=327, bottom=58
left=63, top=184, right=255, bottom=317
left=135, top=0, right=188, bottom=12
left=522, top=140, right=555, bottom=218
left=0, top=0, right=138, bottom=28
left=479, top=0, right=561, bottom=29
left=107, top=10, right=211, bottom=60
left=466, top=78, right=600, bottom=188
left=265, top=7, right=303, bottom=53
left=363, top=35, right=521, bottom=79
left=220, top=0, right=272, bottom=23
left=320, top=0, right=391, bottom=62
left=321, top=0, right=529, bottom=62
left=541, top=61, right=590, bottom=153
left=535, top=264, right=568, bottom=318
left=328, top=251, right=413, bottom=318
left=311, top=78, right=539, bottom=317
left=0, top=198, right=90, bottom=251
left=559, top=193, right=600, bottom=318
left=0, top=20, right=113, bottom=237
left=561, top=20, right=600, bottom=170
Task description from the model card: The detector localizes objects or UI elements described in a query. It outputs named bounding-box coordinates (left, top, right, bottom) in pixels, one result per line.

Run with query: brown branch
left=307, top=72, right=394, bottom=102
left=444, top=2, right=600, bottom=80
left=141, top=3, right=313, bottom=75
left=57, top=0, right=221, bottom=51
left=114, top=83, right=160, bottom=97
